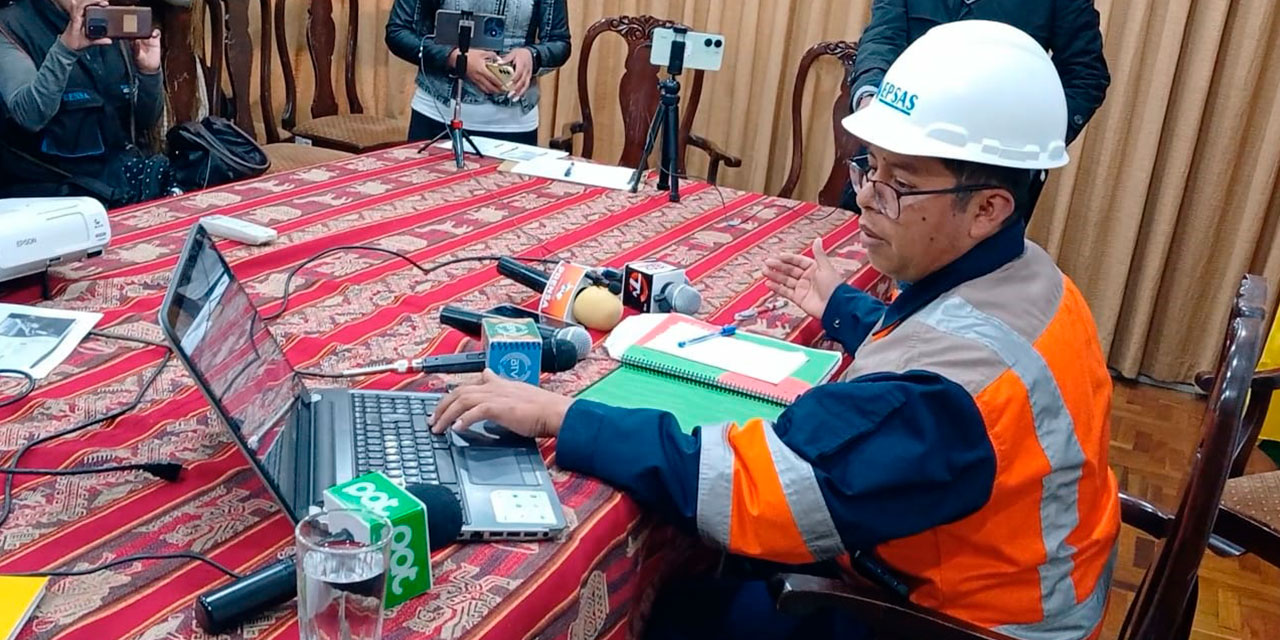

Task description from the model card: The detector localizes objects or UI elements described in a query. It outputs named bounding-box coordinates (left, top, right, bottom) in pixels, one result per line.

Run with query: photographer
left=0, top=0, right=173, bottom=206
left=386, top=0, right=570, bottom=146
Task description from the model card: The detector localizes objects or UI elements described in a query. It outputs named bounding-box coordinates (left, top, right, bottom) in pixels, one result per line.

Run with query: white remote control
left=199, top=215, right=278, bottom=245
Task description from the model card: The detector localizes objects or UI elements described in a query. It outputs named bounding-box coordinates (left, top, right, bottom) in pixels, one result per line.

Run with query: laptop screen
left=161, top=224, right=309, bottom=512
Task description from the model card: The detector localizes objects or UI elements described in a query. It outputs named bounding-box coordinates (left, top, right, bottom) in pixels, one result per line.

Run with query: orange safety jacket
left=692, top=242, right=1118, bottom=638
left=840, top=242, right=1120, bottom=638
left=557, top=233, right=1120, bottom=640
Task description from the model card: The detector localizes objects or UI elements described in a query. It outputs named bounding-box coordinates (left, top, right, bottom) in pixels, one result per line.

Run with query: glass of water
left=295, top=508, right=391, bottom=640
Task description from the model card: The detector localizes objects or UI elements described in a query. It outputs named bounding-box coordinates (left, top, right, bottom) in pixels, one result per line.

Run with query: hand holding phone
left=83, top=5, right=153, bottom=40
left=131, top=28, right=162, bottom=73
left=460, top=49, right=504, bottom=94
left=60, top=0, right=111, bottom=51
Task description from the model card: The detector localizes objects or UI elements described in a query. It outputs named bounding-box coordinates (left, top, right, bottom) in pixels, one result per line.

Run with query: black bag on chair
left=167, top=116, right=270, bottom=191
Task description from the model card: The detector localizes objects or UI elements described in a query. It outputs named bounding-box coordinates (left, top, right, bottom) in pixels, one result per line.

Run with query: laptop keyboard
left=351, top=393, right=464, bottom=509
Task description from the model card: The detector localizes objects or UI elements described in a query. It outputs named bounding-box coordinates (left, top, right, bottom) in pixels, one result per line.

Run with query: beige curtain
left=1029, top=0, right=1280, bottom=381
left=253, top=0, right=1280, bottom=383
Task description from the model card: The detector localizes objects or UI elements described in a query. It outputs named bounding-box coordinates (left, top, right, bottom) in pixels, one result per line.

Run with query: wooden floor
left=1102, top=381, right=1280, bottom=639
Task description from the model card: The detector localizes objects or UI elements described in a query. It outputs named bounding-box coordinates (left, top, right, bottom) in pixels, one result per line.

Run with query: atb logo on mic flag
left=623, top=260, right=683, bottom=313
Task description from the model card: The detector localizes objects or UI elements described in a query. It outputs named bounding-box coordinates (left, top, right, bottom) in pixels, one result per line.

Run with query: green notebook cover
left=576, top=315, right=841, bottom=434
left=577, top=365, right=787, bottom=433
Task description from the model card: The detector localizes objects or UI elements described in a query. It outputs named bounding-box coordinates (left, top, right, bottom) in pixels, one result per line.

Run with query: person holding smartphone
left=0, top=0, right=171, bottom=206
left=386, top=0, right=571, bottom=146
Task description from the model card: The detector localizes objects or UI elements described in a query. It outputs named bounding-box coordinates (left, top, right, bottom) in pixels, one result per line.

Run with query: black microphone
left=419, top=341, right=577, bottom=373
left=194, top=484, right=464, bottom=634
left=496, top=256, right=551, bottom=292
left=439, top=304, right=592, bottom=361
left=495, top=257, right=624, bottom=331
left=593, top=267, right=624, bottom=295
left=497, top=257, right=623, bottom=296
left=339, top=338, right=579, bottom=377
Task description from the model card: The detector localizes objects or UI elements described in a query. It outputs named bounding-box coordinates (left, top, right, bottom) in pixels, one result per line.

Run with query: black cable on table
left=262, top=247, right=561, bottom=322
left=0, top=462, right=182, bottom=481
left=654, top=165, right=729, bottom=213
left=0, top=369, right=36, bottom=409
left=0, top=328, right=170, bottom=411
left=0, top=352, right=173, bottom=530
left=88, top=329, right=171, bottom=348
left=4, top=551, right=243, bottom=580
left=294, top=368, right=362, bottom=379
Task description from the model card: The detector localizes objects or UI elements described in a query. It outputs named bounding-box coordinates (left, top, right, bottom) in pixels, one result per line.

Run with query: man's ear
left=970, top=188, right=1017, bottom=238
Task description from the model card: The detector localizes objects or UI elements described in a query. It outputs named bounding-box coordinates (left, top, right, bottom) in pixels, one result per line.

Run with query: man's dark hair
left=940, top=158, right=1037, bottom=225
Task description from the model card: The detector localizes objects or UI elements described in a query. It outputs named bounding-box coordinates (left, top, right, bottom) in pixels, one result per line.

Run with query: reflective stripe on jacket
left=844, top=241, right=1120, bottom=639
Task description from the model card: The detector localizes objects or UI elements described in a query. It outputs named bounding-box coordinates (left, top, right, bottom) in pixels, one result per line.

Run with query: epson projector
left=0, top=197, right=111, bottom=286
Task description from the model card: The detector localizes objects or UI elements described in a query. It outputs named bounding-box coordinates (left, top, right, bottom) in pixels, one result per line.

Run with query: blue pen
left=564, top=162, right=575, bottom=177
left=678, top=325, right=737, bottom=348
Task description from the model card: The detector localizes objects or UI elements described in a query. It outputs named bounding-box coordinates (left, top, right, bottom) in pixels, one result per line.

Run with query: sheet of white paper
left=645, top=321, right=806, bottom=385
left=433, top=136, right=569, bottom=162
left=603, top=313, right=667, bottom=360
left=510, top=157, right=636, bottom=191
left=0, top=303, right=101, bottom=379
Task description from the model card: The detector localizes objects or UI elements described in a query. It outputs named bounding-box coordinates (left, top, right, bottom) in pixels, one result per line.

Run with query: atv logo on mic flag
left=482, top=317, right=542, bottom=385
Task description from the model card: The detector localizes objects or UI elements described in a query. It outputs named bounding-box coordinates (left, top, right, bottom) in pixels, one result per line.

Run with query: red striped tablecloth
left=0, top=145, right=888, bottom=640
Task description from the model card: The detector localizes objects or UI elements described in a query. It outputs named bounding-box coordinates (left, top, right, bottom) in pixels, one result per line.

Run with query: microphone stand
left=629, top=26, right=687, bottom=203
left=419, top=11, right=484, bottom=168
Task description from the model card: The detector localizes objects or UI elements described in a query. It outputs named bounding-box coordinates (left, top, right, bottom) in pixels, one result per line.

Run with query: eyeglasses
left=847, top=155, right=1002, bottom=221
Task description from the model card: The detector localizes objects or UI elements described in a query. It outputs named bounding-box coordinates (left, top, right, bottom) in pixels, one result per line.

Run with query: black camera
left=84, top=14, right=108, bottom=39
left=481, top=15, right=505, bottom=40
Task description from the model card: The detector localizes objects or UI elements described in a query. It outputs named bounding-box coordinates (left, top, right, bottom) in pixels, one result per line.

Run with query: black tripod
left=629, top=27, right=688, bottom=203
left=419, top=11, right=484, bottom=168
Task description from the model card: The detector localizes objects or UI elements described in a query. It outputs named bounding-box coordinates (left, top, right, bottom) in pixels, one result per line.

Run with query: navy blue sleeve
left=821, top=283, right=887, bottom=352
left=774, top=371, right=995, bottom=550
left=555, top=370, right=995, bottom=553
left=557, top=400, right=702, bottom=525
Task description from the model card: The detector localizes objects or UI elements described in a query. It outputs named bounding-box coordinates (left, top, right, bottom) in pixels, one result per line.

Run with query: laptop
left=158, top=223, right=568, bottom=541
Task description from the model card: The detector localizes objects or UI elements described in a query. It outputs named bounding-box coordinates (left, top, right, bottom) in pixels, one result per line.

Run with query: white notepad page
left=509, top=158, right=636, bottom=191
left=644, top=321, right=806, bottom=385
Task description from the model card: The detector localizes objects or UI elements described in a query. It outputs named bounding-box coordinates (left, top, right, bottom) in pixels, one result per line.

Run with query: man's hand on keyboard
left=430, top=370, right=573, bottom=439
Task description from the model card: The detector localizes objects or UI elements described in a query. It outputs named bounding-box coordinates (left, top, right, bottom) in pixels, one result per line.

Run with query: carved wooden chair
left=209, top=0, right=352, bottom=173
left=1189, top=281, right=1280, bottom=569
left=777, top=40, right=860, bottom=206
left=548, top=15, right=740, bottom=185
left=282, top=0, right=404, bottom=153
left=157, top=5, right=199, bottom=124
left=772, top=275, right=1268, bottom=640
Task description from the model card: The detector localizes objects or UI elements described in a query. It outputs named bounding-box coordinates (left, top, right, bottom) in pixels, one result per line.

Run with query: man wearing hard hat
left=431, top=21, right=1120, bottom=640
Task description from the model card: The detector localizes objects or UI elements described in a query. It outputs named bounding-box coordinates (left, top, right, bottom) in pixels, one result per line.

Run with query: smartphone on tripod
left=420, top=10, right=509, bottom=167
left=433, top=10, right=506, bottom=50
left=650, top=27, right=725, bottom=72
left=629, top=27, right=728, bottom=202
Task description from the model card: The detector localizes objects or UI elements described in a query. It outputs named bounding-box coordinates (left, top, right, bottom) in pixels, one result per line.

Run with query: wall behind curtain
left=248, top=0, right=1280, bottom=383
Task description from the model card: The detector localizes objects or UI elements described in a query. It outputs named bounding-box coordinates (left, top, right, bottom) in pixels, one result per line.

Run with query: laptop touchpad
left=464, top=448, right=540, bottom=486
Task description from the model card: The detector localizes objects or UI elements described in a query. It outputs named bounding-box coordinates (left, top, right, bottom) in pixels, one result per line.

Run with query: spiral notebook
left=577, top=314, right=841, bottom=433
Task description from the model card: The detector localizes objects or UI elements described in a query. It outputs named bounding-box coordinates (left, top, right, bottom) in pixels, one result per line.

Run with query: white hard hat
left=842, top=20, right=1069, bottom=170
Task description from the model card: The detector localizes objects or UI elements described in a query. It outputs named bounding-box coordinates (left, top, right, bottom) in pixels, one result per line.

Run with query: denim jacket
left=385, top=0, right=571, bottom=114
